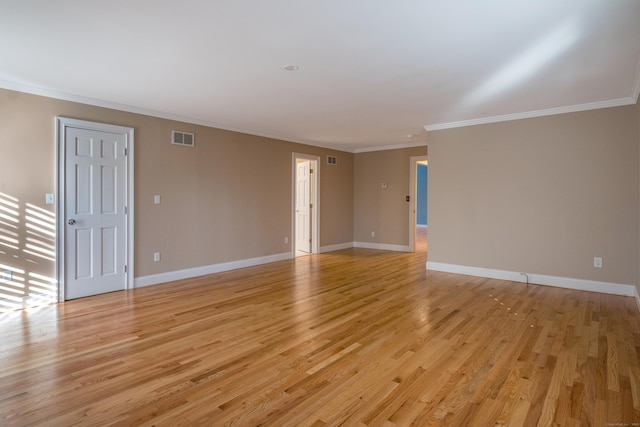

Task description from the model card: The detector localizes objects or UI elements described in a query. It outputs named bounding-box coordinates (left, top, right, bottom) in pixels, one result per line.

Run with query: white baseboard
left=134, top=252, right=292, bottom=288
left=134, top=241, right=411, bottom=290
left=321, top=242, right=413, bottom=253
left=426, top=261, right=637, bottom=298
left=354, top=242, right=410, bottom=252
left=320, top=242, right=354, bottom=253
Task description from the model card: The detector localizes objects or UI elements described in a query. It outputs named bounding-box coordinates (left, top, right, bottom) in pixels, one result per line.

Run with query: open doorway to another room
left=409, top=155, right=428, bottom=254
left=292, top=153, right=320, bottom=257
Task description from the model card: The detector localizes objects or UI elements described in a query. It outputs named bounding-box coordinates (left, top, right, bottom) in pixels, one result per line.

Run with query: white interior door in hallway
left=57, top=118, right=134, bottom=300
left=295, top=160, right=312, bottom=254
left=292, top=153, right=319, bottom=257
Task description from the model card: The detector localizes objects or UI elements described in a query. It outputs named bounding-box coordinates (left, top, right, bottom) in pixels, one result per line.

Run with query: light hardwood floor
left=1, top=232, right=639, bottom=426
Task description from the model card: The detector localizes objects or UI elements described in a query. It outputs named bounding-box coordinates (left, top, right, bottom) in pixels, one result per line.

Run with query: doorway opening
left=292, top=153, right=320, bottom=257
left=409, top=155, right=428, bottom=253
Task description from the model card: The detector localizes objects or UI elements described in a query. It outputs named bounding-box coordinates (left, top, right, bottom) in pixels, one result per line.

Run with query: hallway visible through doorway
left=416, top=226, right=427, bottom=253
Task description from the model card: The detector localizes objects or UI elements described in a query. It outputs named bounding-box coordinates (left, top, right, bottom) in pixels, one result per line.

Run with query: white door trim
left=409, top=155, right=428, bottom=252
left=292, top=153, right=320, bottom=256
left=55, top=117, right=134, bottom=301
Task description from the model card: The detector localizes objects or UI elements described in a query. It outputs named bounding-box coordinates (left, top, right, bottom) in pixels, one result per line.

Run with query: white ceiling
left=1, top=1, right=639, bottom=152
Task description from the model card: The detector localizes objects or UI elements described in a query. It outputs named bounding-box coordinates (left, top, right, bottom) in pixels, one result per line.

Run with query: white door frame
left=55, top=117, right=135, bottom=301
left=292, top=153, right=320, bottom=256
left=409, top=155, right=428, bottom=252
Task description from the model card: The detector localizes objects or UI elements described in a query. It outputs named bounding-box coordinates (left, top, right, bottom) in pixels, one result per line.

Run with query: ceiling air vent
left=327, top=155, right=337, bottom=165
left=172, top=130, right=195, bottom=147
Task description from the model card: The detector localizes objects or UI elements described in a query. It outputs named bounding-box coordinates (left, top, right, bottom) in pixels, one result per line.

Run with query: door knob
left=68, top=219, right=76, bottom=225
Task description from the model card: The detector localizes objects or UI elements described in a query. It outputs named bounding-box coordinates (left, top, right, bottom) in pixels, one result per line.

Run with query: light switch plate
left=45, top=193, right=55, bottom=204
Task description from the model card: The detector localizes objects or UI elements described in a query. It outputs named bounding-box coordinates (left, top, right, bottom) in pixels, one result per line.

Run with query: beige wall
left=428, top=105, right=639, bottom=287
left=354, top=146, right=427, bottom=246
left=0, top=88, right=354, bottom=293
left=3, top=85, right=638, bottom=302
left=637, top=100, right=640, bottom=288
left=318, top=151, right=354, bottom=247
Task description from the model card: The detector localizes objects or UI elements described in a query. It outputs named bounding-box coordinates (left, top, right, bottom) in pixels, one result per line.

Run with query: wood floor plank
left=1, top=230, right=639, bottom=425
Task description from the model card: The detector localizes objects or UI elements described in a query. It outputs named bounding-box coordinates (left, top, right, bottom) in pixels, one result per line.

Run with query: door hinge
left=124, top=147, right=128, bottom=156
left=124, top=206, right=128, bottom=215
left=310, top=203, right=313, bottom=208
left=310, top=169, right=314, bottom=173
left=124, top=265, right=128, bottom=273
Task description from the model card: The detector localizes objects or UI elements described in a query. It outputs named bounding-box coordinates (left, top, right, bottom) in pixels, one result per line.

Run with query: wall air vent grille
left=172, top=130, right=195, bottom=147
left=327, top=155, right=337, bottom=165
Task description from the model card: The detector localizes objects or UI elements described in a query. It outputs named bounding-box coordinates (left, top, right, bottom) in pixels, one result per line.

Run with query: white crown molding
left=424, top=97, right=637, bottom=132
left=0, top=79, right=426, bottom=155
left=353, top=140, right=428, bottom=154
left=0, top=79, right=355, bottom=153
left=0, top=79, right=232, bottom=130
left=3, top=77, right=637, bottom=154
left=1, top=77, right=423, bottom=155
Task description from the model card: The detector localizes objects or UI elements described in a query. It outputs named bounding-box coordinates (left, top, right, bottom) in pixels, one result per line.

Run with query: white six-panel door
left=295, top=160, right=312, bottom=253
left=61, top=123, right=130, bottom=299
